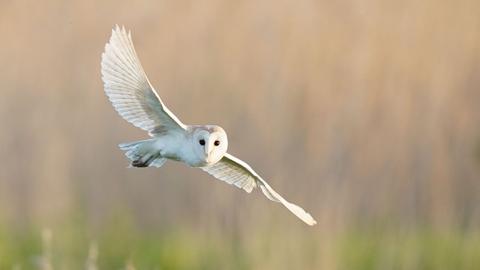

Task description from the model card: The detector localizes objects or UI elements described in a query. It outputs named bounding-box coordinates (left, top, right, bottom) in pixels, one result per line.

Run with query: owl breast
left=151, top=132, right=208, bottom=167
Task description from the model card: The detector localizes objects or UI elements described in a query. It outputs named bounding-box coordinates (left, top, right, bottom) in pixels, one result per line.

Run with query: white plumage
left=101, top=25, right=317, bottom=226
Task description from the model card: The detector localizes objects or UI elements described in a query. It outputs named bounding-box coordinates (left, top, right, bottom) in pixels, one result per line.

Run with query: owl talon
left=132, top=160, right=148, bottom=167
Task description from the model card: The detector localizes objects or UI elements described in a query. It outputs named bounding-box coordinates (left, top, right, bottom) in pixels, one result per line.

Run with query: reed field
left=1, top=0, right=480, bottom=269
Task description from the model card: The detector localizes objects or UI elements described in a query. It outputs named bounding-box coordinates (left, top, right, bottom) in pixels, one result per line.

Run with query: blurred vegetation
left=1, top=222, right=480, bottom=269
left=1, top=0, right=480, bottom=269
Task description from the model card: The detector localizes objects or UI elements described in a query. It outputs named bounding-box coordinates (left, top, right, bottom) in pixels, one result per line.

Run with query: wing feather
left=101, top=25, right=186, bottom=135
left=202, top=153, right=317, bottom=226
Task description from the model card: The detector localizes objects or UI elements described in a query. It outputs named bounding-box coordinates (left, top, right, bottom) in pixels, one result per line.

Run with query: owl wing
left=101, top=25, right=186, bottom=135
left=202, top=153, right=317, bottom=226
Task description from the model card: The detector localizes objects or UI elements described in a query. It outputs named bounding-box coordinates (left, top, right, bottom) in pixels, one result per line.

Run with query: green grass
left=1, top=218, right=479, bottom=270
left=338, top=229, right=480, bottom=270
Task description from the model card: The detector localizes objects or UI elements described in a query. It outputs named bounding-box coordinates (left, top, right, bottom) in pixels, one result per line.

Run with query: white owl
left=101, top=26, right=316, bottom=226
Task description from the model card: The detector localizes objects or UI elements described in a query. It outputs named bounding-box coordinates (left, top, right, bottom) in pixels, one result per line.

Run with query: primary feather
left=203, top=154, right=317, bottom=226
left=101, top=25, right=186, bottom=135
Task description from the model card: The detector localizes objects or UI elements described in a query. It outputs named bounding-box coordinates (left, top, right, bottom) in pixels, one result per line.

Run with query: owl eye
left=199, top=139, right=205, bottom=146
left=214, top=140, right=220, bottom=146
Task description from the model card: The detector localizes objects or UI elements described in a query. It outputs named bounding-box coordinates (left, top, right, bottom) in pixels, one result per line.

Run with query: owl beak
left=204, top=143, right=212, bottom=157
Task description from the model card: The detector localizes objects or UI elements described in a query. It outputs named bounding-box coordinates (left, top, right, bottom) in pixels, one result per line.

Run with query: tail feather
left=119, top=139, right=166, bottom=168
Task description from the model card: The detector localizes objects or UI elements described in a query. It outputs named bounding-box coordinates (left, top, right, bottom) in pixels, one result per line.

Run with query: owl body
left=122, top=125, right=227, bottom=168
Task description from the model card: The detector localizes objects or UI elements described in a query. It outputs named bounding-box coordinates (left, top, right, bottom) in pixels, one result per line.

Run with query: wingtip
left=305, top=215, right=317, bottom=226
left=296, top=209, right=317, bottom=226
left=302, top=212, right=318, bottom=226
left=112, top=24, right=128, bottom=36
left=109, top=25, right=134, bottom=46
left=112, top=24, right=119, bottom=35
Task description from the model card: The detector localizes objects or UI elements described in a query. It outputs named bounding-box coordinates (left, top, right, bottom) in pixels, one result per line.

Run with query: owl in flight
left=101, top=26, right=316, bottom=226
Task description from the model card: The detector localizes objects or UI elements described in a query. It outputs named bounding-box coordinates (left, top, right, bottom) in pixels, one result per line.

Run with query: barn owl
left=101, top=26, right=316, bottom=226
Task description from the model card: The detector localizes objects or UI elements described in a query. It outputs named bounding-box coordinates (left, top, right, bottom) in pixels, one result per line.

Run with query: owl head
left=191, top=125, right=228, bottom=165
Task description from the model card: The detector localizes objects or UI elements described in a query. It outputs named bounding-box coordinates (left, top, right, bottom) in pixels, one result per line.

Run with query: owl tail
left=118, top=139, right=166, bottom=168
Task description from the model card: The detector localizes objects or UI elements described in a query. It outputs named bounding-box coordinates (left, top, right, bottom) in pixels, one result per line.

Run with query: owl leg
left=132, top=154, right=160, bottom=167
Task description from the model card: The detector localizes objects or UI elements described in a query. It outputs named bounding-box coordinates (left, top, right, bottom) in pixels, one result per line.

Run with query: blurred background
left=1, top=0, right=480, bottom=269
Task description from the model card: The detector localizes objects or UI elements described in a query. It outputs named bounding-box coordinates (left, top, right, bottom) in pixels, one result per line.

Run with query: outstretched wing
left=101, top=25, right=186, bottom=135
left=202, top=153, right=317, bottom=226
